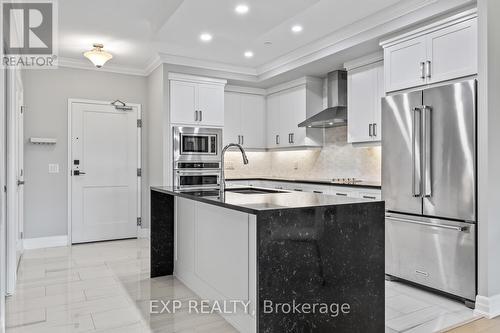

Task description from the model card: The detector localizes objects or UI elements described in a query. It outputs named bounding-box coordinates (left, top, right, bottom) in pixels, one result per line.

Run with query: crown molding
left=58, top=57, right=147, bottom=76
left=158, top=53, right=257, bottom=76
left=225, top=85, right=267, bottom=95
left=344, top=51, right=383, bottom=71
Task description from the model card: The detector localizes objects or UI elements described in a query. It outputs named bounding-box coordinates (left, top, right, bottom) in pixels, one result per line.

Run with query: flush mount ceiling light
left=235, top=4, right=249, bottom=14
left=244, top=51, right=254, bottom=58
left=83, top=43, right=113, bottom=68
left=291, top=25, right=303, bottom=33
left=200, top=33, right=213, bottom=42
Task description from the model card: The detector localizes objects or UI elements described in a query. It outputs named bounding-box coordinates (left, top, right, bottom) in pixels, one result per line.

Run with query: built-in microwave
left=173, top=127, right=222, bottom=162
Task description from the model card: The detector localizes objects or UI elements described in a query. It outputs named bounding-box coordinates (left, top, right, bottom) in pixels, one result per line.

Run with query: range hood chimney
left=298, top=70, right=347, bottom=128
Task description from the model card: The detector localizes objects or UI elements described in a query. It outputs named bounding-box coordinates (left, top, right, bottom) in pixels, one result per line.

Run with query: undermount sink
left=226, top=187, right=287, bottom=195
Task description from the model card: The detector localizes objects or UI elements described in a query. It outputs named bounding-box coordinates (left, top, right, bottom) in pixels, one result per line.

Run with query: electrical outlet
left=48, top=163, right=59, bottom=174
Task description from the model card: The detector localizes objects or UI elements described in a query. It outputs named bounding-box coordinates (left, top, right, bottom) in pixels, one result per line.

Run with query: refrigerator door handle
left=412, top=107, right=422, bottom=197
left=386, top=216, right=468, bottom=232
left=422, top=105, right=432, bottom=198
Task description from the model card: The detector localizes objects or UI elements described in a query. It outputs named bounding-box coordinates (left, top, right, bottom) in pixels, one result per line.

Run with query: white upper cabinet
left=382, top=14, right=477, bottom=92
left=224, top=89, right=266, bottom=149
left=241, top=94, right=266, bottom=149
left=426, top=18, right=477, bottom=84
left=266, top=77, right=323, bottom=148
left=169, top=73, right=226, bottom=127
left=346, top=58, right=384, bottom=143
left=224, top=92, right=241, bottom=146
left=383, top=37, right=427, bottom=92
left=266, top=93, right=281, bottom=148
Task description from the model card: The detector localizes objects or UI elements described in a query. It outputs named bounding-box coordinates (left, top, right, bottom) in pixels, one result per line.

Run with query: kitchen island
left=151, top=186, right=385, bottom=333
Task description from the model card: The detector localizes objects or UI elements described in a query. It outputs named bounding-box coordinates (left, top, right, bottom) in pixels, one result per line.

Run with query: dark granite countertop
left=225, top=177, right=382, bottom=189
left=151, top=186, right=378, bottom=215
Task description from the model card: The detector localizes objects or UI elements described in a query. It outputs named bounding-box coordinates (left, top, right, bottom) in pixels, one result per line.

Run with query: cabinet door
left=347, top=65, right=377, bottom=143
left=372, top=63, right=385, bottom=141
left=175, top=197, right=196, bottom=275
left=241, top=94, right=266, bottom=149
left=384, top=36, right=427, bottom=92
left=280, top=86, right=306, bottom=146
left=266, top=93, right=281, bottom=148
left=197, top=83, right=224, bottom=126
left=224, top=92, right=241, bottom=146
left=170, top=80, right=197, bottom=125
left=426, top=18, right=477, bottom=84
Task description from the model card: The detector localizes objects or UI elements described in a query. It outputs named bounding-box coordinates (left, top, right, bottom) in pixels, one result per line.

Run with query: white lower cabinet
left=233, top=180, right=381, bottom=200
left=175, top=198, right=256, bottom=333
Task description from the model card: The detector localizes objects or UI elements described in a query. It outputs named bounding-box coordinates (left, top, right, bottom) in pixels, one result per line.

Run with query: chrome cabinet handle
left=420, top=62, right=425, bottom=79
left=363, top=195, right=376, bottom=200
left=426, top=61, right=431, bottom=79
left=241, top=135, right=244, bottom=145
left=386, top=216, right=467, bottom=232
left=290, top=133, right=294, bottom=144
left=336, top=193, right=347, bottom=196
left=195, top=110, right=198, bottom=121
left=237, top=135, right=241, bottom=144
left=313, top=190, right=323, bottom=194
left=369, top=124, right=373, bottom=137
left=412, top=107, right=422, bottom=197
left=422, top=105, right=432, bottom=198
left=373, top=123, right=377, bottom=137
left=199, top=110, right=202, bottom=122
left=275, top=135, right=280, bottom=145
left=288, top=133, right=291, bottom=144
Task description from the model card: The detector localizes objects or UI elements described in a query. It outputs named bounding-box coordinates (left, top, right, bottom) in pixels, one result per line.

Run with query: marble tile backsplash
left=224, top=126, right=381, bottom=183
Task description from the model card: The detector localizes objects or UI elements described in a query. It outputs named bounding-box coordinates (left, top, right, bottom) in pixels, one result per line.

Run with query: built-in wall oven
left=173, top=127, right=222, bottom=190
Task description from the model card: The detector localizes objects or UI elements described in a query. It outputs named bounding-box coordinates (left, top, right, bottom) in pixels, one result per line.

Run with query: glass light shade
left=84, top=44, right=113, bottom=68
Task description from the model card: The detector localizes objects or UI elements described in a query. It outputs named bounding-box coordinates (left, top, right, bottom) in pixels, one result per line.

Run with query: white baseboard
left=475, top=294, right=500, bottom=318
left=23, top=235, right=68, bottom=250
left=138, top=228, right=150, bottom=239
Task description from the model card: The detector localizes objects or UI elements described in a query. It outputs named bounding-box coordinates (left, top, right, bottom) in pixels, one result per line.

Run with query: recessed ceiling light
left=200, top=33, right=213, bottom=42
left=291, top=25, right=303, bottom=33
left=235, top=4, right=249, bottom=14
left=244, top=51, right=254, bottom=58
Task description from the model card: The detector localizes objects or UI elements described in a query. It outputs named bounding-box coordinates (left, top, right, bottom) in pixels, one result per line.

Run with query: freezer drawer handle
left=387, top=216, right=468, bottom=232
left=415, top=270, right=429, bottom=277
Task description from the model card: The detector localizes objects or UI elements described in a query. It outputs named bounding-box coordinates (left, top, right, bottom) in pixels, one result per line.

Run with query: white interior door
left=70, top=102, right=139, bottom=244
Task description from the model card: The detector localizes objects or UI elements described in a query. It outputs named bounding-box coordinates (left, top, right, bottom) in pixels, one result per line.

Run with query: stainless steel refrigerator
left=382, top=79, right=476, bottom=303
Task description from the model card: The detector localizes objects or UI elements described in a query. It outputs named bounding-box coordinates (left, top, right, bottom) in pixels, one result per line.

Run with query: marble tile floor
left=6, top=239, right=477, bottom=333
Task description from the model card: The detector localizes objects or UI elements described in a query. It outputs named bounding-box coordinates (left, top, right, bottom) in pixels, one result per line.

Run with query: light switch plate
left=48, top=163, right=59, bottom=174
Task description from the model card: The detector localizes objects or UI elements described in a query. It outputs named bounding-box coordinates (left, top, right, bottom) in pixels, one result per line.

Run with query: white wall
left=22, top=67, right=147, bottom=238
left=476, top=0, right=500, bottom=318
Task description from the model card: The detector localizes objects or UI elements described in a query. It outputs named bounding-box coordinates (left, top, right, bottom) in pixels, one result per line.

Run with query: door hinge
left=137, top=119, right=142, bottom=128
left=137, top=217, right=142, bottom=226
left=137, top=168, right=142, bottom=177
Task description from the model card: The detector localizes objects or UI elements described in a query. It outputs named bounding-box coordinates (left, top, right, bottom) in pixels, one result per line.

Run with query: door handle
left=422, top=105, right=432, bottom=198
left=195, top=110, right=198, bottom=121
left=238, top=135, right=241, bottom=145
left=426, top=61, right=431, bottom=79
left=17, top=180, right=25, bottom=186
left=412, top=107, right=422, bottom=197
left=275, top=135, right=280, bottom=145
left=369, top=124, right=373, bottom=137
left=199, top=110, right=202, bottom=122
left=241, top=135, right=244, bottom=145
left=373, top=123, right=377, bottom=137
left=290, top=133, right=294, bottom=144
left=73, top=170, right=86, bottom=176
left=386, top=216, right=467, bottom=232
left=420, top=62, right=425, bottom=79
left=336, top=192, right=348, bottom=196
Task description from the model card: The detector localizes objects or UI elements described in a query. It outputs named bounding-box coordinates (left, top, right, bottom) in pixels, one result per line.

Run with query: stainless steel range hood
left=298, top=70, right=347, bottom=128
